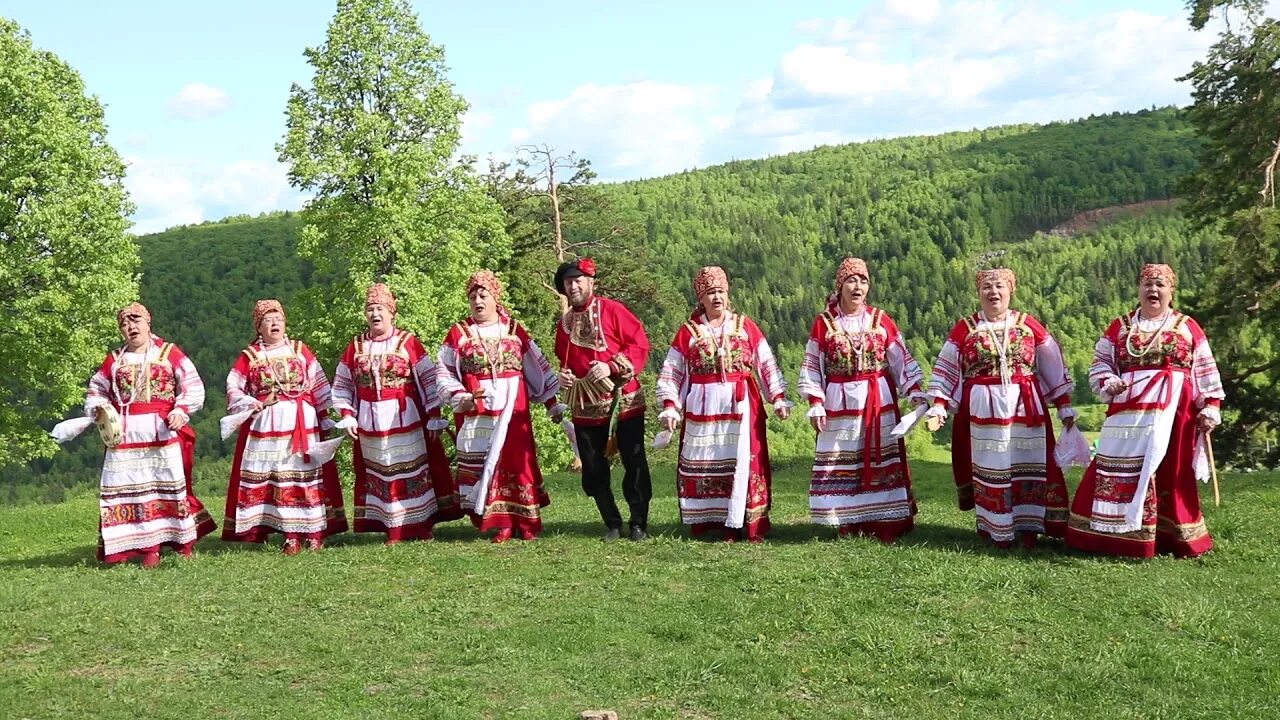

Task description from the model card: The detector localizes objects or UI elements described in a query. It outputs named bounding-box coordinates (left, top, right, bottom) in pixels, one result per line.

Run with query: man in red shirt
left=553, top=258, right=653, bottom=541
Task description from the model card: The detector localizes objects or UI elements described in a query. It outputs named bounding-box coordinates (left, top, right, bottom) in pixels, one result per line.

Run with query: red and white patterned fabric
left=222, top=339, right=347, bottom=542
left=1066, top=310, right=1223, bottom=558
left=333, top=329, right=461, bottom=541
left=553, top=296, right=650, bottom=426
left=692, top=266, right=728, bottom=299
left=798, top=305, right=923, bottom=540
left=437, top=318, right=561, bottom=535
left=657, top=312, right=787, bottom=539
left=927, top=311, right=1073, bottom=544
left=85, top=337, right=215, bottom=563
left=1139, top=263, right=1177, bottom=288
left=365, top=283, right=397, bottom=313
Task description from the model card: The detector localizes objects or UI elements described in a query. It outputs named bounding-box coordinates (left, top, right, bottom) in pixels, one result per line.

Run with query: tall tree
left=277, top=0, right=509, bottom=361
left=484, top=147, right=626, bottom=338
left=485, top=146, right=682, bottom=356
left=1181, top=0, right=1280, bottom=464
left=0, top=19, right=138, bottom=468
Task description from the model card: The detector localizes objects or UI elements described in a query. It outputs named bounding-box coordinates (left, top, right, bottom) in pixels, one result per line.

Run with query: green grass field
left=2, top=458, right=1278, bottom=720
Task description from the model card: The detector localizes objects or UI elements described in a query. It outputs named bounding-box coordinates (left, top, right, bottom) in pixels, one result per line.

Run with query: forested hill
left=17, top=107, right=1221, bottom=500
left=135, top=212, right=310, bottom=394
left=602, top=108, right=1206, bottom=354
left=137, top=107, right=1212, bottom=387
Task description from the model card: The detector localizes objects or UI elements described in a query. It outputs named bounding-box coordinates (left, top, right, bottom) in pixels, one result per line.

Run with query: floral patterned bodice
left=819, top=311, right=888, bottom=375
left=455, top=321, right=524, bottom=377
left=113, top=355, right=177, bottom=404
left=685, top=316, right=755, bottom=375
left=1115, top=314, right=1193, bottom=371
left=244, top=343, right=308, bottom=398
left=959, top=314, right=1037, bottom=379
left=351, top=334, right=413, bottom=390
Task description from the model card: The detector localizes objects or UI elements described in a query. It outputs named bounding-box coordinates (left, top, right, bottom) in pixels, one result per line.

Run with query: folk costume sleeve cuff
left=610, top=355, right=636, bottom=383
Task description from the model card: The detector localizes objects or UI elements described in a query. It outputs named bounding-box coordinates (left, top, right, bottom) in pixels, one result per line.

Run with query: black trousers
left=575, top=414, right=652, bottom=530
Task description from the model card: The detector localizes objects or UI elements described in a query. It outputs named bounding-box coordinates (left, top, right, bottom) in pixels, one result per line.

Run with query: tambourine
left=95, top=405, right=124, bottom=448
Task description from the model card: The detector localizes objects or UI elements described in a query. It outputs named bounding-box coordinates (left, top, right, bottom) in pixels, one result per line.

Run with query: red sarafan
left=1066, top=267, right=1223, bottom=559
left=926, top=268, right=1076, bottom=549
left=798, top=256, right=927, bottom=543
left=657, top=267, right=791, bottom=543
left=437, top=271, right=561, bottom=543
left=84, top=303, right=216, bottom=567
left=221, top=301, right=347, bottom=552
left=332, top=283, right=462, bottom=546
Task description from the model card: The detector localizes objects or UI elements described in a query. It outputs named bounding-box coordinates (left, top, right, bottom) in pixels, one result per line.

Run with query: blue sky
left=0, top=0, right=1252, bottom=234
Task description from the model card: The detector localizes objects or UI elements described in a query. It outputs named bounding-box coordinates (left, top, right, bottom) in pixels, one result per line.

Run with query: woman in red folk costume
left=332, top=283, right=460, bottom=545
left=437, top=271, right=564, bottom=543
left=925, top=268, right=1077, bottom=549
left=656, top=266, right=791, bottom=543
left=798, top=258, right=927, bottom=542
left=82, top=303, right=216, bottom=567
left=222, top=300, right=348, bottom=554
left=1066, top=264, right=1224, bottom=558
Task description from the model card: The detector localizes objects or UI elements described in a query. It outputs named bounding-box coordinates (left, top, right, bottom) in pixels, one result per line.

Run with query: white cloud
left=124, top=156, right=303, bottom=235
left=506, top=81, right=720, bottom=179
left=885, top=0, right=940, bottom=26
left=123, top=157, right=203, bottom=235
left=167, top=83, right=233, bottom=121
left=495, top=1, right=1218, bottom=181
left=716, top=0, right=1214, bottom=160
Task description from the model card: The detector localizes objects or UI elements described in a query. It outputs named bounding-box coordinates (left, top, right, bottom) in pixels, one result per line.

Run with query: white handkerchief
left=50, top=417, right=95, bottom=444
left=651, top=429, right=673, bottom=449
left=561, top=420, right=580, bottom=460
left=308, top=436, right=346, bottom=464
left=1054, top=425, right=1092, bottom=469
left=890, top=405, right=927, bottom=439
left=1193, top=435, right=1210, bottom=483
left=220, top=409, right=255, bottom=441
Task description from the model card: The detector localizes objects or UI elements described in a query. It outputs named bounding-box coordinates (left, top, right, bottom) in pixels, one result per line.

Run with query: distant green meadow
left=2, top=458, right=1277, bottom=719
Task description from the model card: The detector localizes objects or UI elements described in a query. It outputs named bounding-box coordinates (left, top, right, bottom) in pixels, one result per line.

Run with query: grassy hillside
left=1, top=461, right=1277, bottom=719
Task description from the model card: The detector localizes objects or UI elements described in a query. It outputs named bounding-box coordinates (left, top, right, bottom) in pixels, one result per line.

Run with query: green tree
left=1181, top=0, right=1280, bottom=464
left=277, top=0, right=509, bottom=361
left=0, top=18, right=138, bottom=468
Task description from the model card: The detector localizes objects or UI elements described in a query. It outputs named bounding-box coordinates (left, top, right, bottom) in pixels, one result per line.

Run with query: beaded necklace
left=1125, top=309, right=1174, bottom=360
left=363, top=328, right=396, bottom=399
left=835, top=304, right=869, bottom=371
left=469, top=318, right=505, bottom=385
left=982, top=312, right=1014, bottom=385
left=112, top=340, right=154, bottom=409
left=257, top=338, right=302, bottom=401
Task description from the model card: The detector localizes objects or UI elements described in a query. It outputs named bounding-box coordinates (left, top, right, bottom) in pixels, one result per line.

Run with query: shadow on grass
left=0, top=536, right=270, bottom=570
left=11, top=456, right=1247, bottom=567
